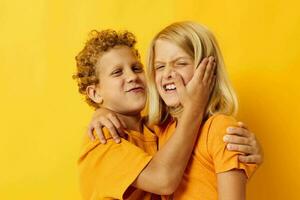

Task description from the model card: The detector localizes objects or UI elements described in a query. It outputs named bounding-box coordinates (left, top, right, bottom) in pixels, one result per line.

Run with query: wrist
left=182, top=104, right=204, bottom=122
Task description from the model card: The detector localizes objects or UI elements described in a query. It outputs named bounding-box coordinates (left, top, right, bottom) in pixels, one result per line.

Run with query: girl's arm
left=217, top=170, right=247, bottom=200
left=133, top=57, right=216, bottom=194
left=133, top=103, right=208, bottom=194
left=208, top=114, right=257, bottom=200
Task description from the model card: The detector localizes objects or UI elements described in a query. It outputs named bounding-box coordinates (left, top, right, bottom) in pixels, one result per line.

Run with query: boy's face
left=95, top=46, right=146, bottom=115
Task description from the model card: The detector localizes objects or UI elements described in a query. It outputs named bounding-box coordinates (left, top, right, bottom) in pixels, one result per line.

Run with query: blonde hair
left=147, top=21, right=238, bottom=126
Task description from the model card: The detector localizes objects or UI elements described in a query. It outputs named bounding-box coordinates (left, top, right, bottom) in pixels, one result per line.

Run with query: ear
left=86, top=85, right=103, bottom=104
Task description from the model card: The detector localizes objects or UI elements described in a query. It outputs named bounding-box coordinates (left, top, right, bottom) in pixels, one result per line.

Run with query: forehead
left=96, top=46, right=139, bottom=72
left=154, top=39, right=191, bottom=61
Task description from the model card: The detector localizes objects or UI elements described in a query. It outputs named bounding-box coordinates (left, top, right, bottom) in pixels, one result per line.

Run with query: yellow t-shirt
left=156, top=114, right=257, bottom=200
left=78, top=125, right=159, bottom=200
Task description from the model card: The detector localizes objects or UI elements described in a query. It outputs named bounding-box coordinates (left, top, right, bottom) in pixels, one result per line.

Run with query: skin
left=86, top=45, right=216, bottom=195
left=87, top=46, right=146, bottom=116
left=154, top=39, right=246, bottom=199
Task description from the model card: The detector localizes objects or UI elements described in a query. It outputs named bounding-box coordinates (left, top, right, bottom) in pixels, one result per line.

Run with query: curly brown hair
left=73, top=29, right=141, bottom=109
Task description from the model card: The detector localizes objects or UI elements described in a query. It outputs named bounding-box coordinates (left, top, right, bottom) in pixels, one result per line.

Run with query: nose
left=162, top=65, right=174, bottom=80
left=126, top=69, right=138, bottom=83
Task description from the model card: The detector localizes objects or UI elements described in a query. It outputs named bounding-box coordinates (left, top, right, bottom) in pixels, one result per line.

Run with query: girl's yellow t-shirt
left=78, top=125, right=159, bottom=200
left=156, top=114, right=258, bottom=200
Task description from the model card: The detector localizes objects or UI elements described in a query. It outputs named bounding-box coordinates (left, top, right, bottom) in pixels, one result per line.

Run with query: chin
left=130, top=101, right=145, bottom=113
left=126, top=108, right=144, bottom=115
left=163, top=98, right=180, bottom=107
left=165, top=101, right=180, bottom=107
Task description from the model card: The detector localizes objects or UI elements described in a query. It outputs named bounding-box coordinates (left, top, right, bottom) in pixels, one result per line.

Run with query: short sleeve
left=78, top=129, right=152, bottom=200
left=207, top=114, right=257, bottom=179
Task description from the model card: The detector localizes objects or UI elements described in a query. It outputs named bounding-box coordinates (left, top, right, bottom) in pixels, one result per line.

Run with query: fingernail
left=227, top=144, right=233, bottom=150
left=100, top=140, right=105, bottom=144
left=223, top=135, right=229, bottom=142
left=116, top=138, right=121, bottom=143
left=227, top=127, right=234, bottom=132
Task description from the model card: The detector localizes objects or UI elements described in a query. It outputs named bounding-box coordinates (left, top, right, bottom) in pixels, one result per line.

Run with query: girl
left=147, top=21, right=257, bottom=199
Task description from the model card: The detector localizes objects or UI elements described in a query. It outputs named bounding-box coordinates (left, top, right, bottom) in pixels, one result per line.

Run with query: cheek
left=154, top=72, right=162, bottom=90
left=105, top=79, right=123, bottom=92
left=139, top=73, right=146, bottom=85
left=178, top=68, right=194, bottom=85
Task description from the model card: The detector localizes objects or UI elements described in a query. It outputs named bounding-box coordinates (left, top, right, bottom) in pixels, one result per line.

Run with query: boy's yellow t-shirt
left=156, top=114, right=258, bottom=200
left=78, top=125, right=159, bottom=200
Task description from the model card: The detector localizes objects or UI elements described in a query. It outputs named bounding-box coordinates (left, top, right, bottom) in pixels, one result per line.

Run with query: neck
left=115, top=113, right=143, bottom=133
left=168, top=105, right=184, bottom=120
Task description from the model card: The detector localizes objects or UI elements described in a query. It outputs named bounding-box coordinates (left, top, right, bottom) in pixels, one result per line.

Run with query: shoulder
left=194, top=114, right=237, bottom=154
left=200, top=114, right=239, bottom=150
left=206, top=114, right=238, bottom=137
left=78, top=127, right=148, bottom=164
left=208, top=114, right=237, bottom=126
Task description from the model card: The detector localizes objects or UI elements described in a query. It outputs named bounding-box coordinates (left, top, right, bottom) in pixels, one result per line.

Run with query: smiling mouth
left=163, top=83, right=176, bottom=92
left=127, top=87, right=144, bottom=92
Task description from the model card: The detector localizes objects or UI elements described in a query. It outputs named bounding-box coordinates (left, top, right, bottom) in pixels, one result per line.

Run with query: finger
left=207, top=61, right=216, bottom=84
left=223, top=135, right=251, bottom=145
left=202, top=56, right=215, bottom=83
left=95, top=124, right=107, bottom=144
left=87, top=125, right=96, bottom=141
left=119, top=118, right=127, bottom=129
left=237, top=121, right=249, bottom=130
left=227, top=144, right=253, bottom=154
left=226, top=127, right=251, bottom=137
left=207, top=61, right=217, bottom=93
left=173, top=71, right=187, bottom=102
left=209, top=75, right=216, bottom=93
left=107, top=113, right=125, bottom=139
left=100, top=117, right=121, bottom=143
left=195, top=57, right=209, bottom=81
left=248, top=137, right=260, bottom=154
left=239, top=155, right=262, bottom=164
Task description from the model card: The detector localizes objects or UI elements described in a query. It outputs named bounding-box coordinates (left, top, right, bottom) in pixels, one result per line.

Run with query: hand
left=87, top=108, right=127, bottom=144
left=223, top=122, right=264, bottom=165
left=173, top=56, right=216, bottom=114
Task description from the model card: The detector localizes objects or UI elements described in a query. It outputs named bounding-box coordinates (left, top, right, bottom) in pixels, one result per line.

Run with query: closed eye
left=132, top=64, right=144, bottom=73
left=111, top=68, right=122, bottom=76
left=155, top=65, right=165, bottom=70
left=175, top=62, right=188, bottom=66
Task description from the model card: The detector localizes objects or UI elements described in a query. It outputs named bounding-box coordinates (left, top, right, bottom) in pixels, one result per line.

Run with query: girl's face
left=154, top=39, right=195, bottom=107
left=96, top=46, right=146, bottom=115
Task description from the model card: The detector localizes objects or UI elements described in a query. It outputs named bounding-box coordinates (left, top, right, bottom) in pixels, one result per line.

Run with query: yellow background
left=1, top=0, right=299, bottom=199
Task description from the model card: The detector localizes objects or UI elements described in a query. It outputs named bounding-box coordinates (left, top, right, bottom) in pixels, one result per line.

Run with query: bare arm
left=132, top=104, right=205, bottom=194
left=217, top=170, right=247, bottom=200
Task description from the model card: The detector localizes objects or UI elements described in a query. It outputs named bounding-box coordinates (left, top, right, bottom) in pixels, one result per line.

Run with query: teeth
left=164, top=84, right=176, bottom=90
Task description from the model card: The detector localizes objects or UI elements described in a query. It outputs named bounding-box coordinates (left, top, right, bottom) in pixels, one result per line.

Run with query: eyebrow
left=109, top=61, right=142, bottom=70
